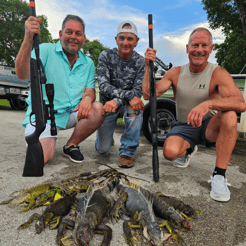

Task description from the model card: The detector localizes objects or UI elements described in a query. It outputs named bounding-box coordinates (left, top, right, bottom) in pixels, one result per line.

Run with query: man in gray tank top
left=143, top=27, right=246, bottom=202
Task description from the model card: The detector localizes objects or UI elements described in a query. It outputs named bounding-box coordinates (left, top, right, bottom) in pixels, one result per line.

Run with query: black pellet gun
left=148, top=14, right=159, bottom=182
left=155, top=57, right=173, bottom=71
left=23, top=0, right=57, bottom=177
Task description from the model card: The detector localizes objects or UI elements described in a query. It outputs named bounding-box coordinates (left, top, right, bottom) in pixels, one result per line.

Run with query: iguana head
left=144, top=222, right=162, bottom=245
left=75, top=222, right=93, bottom=246
left=35, top=220, right=45, bottom=234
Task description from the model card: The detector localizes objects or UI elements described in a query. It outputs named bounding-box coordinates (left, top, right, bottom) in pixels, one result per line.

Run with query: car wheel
left=9, top=98, right=27, bottom=110
left=143, top=103, right=176, bottom=147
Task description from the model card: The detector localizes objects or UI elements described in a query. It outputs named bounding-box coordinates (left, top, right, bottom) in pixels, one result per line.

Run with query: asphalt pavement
left=0, top=107, right=246, bottom=246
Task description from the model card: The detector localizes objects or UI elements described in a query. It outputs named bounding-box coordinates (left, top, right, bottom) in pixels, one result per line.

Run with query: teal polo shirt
left=22, top=41, right=96, bottom=128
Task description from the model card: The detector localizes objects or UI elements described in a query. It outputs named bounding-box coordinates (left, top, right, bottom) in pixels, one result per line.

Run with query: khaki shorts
left=24, top=111, right=79, bottom=144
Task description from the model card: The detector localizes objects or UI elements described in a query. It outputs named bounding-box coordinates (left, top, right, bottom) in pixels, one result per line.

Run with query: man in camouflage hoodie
left=95, top=20, right=145, bottom=168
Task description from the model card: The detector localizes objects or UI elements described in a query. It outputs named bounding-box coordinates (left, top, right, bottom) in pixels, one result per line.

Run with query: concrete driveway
left=0, top=108, right=246, bottom=246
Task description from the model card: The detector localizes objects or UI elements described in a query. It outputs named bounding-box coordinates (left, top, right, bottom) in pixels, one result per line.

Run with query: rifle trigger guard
left=29, top=112, right=36, bottom=127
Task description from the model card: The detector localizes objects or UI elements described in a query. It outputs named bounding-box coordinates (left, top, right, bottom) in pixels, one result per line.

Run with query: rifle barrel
left=148, top=14, right=159, bottom=182
left=30, top=0, right=39, bottom=60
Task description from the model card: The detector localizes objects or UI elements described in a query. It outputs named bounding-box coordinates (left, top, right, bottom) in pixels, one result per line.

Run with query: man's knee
left=128, top=113, right=136, bottom=117
left=96, top=148, right=110, bottom=155
left=125, top=106, right=142, bottom=118
left=163, top=136, right=190, bottom=160
left=91, top=102, right=105, bottom=121
left=220, top=111, right=237, bottom=129
left=95, top=144, right=110, bottom=155
left=126, top=105, right=136, bottom=117
left=92, top=101, right=103, bottom=110
left=163, top=144, right=179, bottom=161
left=92, top=102, right=104, bottom=114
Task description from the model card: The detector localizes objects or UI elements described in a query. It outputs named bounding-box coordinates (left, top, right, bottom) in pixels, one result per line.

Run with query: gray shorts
left=166, top=118, right=216, bottom=150
left=25, top=111, right=79, bottom=143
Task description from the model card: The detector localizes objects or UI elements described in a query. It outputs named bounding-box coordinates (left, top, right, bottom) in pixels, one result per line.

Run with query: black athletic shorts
left=166, top=118, right=216, bottom=150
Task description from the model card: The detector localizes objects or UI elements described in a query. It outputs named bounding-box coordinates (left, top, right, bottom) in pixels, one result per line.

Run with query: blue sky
left=29, top=0, right=225, bottom=67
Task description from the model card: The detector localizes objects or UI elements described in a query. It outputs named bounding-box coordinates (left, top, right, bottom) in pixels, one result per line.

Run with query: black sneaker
left=63, top=145, right=84, bottom=163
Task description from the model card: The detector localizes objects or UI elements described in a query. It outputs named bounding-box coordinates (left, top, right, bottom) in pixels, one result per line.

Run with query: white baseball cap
left=117, top=21, right=138, bottom=37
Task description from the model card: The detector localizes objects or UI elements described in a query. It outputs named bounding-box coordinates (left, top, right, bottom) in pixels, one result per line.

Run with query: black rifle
left=155, top=56, right=172, bottom=71
left=23, top=0, right=57, bottom=177
left=148, top=14, right=159, bottom=182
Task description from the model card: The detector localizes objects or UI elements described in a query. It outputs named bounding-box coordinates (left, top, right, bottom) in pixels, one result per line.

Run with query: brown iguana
left=56, top=179, right=118, bottom=246
left=18, top=192, right=76, bottom=234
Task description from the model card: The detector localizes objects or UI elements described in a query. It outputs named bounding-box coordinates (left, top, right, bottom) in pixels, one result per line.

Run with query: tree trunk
left=235, top=0, right=246, bottom=37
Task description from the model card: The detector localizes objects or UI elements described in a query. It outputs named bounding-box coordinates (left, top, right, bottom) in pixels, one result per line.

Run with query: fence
left=231, top=74, right=246, bottom=138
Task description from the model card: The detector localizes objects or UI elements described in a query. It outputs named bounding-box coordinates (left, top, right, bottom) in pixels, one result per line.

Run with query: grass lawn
left=234, top=79, right=245, bottom=90
left=0, top=99, right=11, bottom=109
left=237, top=132, right=246, bottom=140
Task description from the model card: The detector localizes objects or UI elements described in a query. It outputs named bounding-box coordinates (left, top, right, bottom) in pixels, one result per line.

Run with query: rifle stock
left=148, top=14, right=159, bottom=182
left=23, top=58, right=46, bottom=177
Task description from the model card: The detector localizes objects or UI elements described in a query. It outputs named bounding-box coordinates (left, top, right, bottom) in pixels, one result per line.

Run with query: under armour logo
left=198, top=84, right=206, bottom=89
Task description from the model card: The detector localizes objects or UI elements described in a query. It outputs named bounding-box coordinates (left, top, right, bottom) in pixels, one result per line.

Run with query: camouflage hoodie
left=97, top=48, right=145, bottom=107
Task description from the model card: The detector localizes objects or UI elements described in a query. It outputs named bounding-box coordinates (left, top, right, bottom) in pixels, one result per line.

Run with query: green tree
left=214, top=27, right=246, bottom=73
left=39, top=15, right=53, bottom=44
left=82, top=39, right=108, bottom=68
left=51, top=39, right=108, bottom=68
left=235, top=0, right=246, bottom=37
left=52, top=38, right=60, bottom=43
left=202, top=0, right=246, bottom=73
left=0, top=0, right=53, bottom=67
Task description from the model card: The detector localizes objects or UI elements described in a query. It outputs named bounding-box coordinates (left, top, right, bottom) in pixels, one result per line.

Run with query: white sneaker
left=208, top=175, right=231, bottom=202
left=173, top=145, right=198, bottom=168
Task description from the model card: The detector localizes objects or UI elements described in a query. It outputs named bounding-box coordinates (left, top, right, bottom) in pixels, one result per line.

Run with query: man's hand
left=145, top=47, right=157, bottom=67
left=129, top=96, right=145, bottom=111
left=73, top=98, right=92, bottom=119
left=187, top=101, right=210, bottom=127
left=25, top=16, right=42, bottom=42
left=103, top=100, right=118, bottom=113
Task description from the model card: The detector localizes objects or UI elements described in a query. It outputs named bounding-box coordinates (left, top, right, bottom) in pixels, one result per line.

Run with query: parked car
left=0, top=65, right=30, bottom=110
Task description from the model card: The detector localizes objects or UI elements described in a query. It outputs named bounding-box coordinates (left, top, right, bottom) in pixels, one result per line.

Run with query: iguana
left=18, top=192, right=76, bottom=234
left=56, top=179, right=118, bottom=246
left=110, top=181, right=195, bottom=245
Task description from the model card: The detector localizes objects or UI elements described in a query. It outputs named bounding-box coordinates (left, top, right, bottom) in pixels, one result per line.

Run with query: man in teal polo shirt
left=16, top=15, right=105, bottom=164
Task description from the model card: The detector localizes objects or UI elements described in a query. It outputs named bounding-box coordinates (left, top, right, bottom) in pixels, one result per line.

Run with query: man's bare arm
left=208, top=67, right=246, bottom=112
left=143, top=48, right=173, bottom=100
left=187, top=67, right=246, bottom=127
left=73, top=88, right=96, bottom=119
left=82, top=88, right=95, bottom=103
left=15, top=16, right=42, bottom=80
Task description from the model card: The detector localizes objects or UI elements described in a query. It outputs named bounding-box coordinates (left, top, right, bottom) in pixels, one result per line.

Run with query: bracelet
left=83, top=96, right=92, bottom=103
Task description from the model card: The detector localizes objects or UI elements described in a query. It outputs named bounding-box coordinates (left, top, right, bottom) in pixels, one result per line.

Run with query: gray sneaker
left=208, top=175, right=231, bottom=202
left=173, top=145, right=198, bottom=168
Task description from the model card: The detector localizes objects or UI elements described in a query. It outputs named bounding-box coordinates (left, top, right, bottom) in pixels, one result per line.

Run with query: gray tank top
left=176, top=62, right=218, bottom=123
